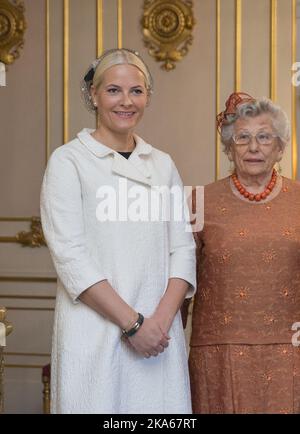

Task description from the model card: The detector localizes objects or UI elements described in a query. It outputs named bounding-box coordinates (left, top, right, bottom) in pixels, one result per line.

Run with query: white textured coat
left=40, top=129, right=196, bottom=414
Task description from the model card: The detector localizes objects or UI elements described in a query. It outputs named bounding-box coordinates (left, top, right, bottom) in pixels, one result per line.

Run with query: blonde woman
left=41, top=49, right=196, bottom=414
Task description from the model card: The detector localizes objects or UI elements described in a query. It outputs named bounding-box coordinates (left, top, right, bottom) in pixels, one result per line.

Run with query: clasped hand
left=127, top=317, right=170, bottom=358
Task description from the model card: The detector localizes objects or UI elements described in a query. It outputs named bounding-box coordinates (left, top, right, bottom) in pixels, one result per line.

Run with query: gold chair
left=42, top=363, right=51, bottom=414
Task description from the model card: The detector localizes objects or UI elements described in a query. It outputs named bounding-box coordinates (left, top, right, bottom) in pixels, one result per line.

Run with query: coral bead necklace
left=231, top=169, right=277, bottom=202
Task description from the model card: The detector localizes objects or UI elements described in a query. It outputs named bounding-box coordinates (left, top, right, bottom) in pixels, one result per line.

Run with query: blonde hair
left=81, top=49, right=153, bottom=112
left=93, top=49, right=153, bottom=93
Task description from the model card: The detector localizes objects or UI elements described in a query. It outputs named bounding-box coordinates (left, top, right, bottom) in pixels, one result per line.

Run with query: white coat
left=40, top=129, right=196, bottom=414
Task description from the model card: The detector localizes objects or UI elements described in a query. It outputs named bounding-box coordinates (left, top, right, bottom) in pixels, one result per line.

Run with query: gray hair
left=220, top=97, right=291, bottom=155
left=81, top=48, right=153, bottom=113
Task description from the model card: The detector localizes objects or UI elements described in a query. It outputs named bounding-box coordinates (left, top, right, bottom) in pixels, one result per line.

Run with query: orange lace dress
left=189, top=176, right=300, bottom=414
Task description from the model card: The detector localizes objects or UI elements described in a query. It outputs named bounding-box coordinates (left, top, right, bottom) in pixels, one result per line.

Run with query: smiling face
left=91, top=64, right=148, bottom=136
left=228, top=114, right=283, bottom=179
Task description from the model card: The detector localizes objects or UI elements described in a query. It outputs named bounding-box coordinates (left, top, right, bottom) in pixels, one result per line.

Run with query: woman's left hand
left=150, top=312, right=172, bottom=337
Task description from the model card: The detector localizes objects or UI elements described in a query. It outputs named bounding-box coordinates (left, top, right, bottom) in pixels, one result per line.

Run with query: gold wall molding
left=0, top=217, right=32, bottom=222
left=6, top=307, right=54, bottom=311
left=97, top=0, right=103, bottom=56
left=4, top=352, right=50, bottom=357
left=0, top=276, right=56, bottom=282
left=0, top=0, right=26, bottom=65
left=0, top=217, right=46, bottom=247
left=292, top=0, right=297, bottom=180
left=270, top=0, right=277, bottom=100
left=216, top=0, right=220, bottom=180
left=96, top=0, right=103, bottom=130
left=63, top=0, right=69, bottom=144
left=46, top=0, right=50, bottom=163
left=235, top=0, right=242, bottom=92
left=0, top=295, right=55, bottom=300
left=142, top=0, right=195, bottom=71
left=0, top=236, right=18, bottom=243
left=118, top=0, right=123, bottom=49
left=5, top=364, right=45, bottom=369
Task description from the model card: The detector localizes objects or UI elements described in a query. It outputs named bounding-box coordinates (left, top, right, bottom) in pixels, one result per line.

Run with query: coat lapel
left=111, top=136, right=153, bottom=187
left=111, top=155, right=153, bottom=187
left=78, top=129, right=154, bottom=187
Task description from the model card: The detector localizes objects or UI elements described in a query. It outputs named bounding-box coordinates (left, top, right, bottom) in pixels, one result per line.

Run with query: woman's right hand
left=127, top=317, right=170, bottom=358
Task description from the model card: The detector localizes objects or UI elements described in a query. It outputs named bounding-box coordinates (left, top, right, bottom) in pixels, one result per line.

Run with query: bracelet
left=123, top=314, right=139, bottom=332
left=122, top=313, right=144, bottom=338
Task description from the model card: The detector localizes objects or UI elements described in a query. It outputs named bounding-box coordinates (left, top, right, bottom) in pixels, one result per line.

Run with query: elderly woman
left=189, top=92, right=300, bottom=414
left=41, top=48, right=195, bottom=414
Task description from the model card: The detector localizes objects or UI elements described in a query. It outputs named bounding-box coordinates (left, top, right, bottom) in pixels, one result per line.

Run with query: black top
left=118, top=152, right=132, bottom=160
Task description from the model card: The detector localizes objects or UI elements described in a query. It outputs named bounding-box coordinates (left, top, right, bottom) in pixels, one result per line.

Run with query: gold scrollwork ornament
left=16, top=217, right=46, bottom=248
left=0, top=0, right=26, bottom=65
left=142, top=0, right=195, bottom=71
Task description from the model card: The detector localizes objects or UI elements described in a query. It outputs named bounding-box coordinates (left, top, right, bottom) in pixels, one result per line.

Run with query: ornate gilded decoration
left=141, top=0, right=195, bottom=71
left=0, top=217, right=46, bottom=247
left=0, top=308, right=12, bottom=338
left=42, top=364, right=51, bottom=414
left=0, top=307, right=12, bottom=413
left=0, top=0, right=26, bottom=65
left=16, top=217, right=46, bottom=247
